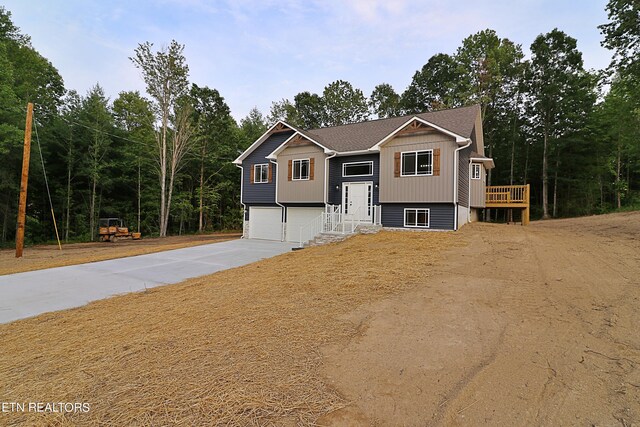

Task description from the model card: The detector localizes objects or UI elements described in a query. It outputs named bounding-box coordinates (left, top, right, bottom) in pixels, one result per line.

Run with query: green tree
left=456, top=29, right=525, bottom=204
left=322, top=80, right=369, bottom=126
left=266, top=98, right=299, bottom=127
left=240, top=107, right=267, bottom=145
left=0, top=42, right=22, bottom=243
left=79, top=84, right=114, bottom=240
left=112, top=91, right=156, bottom=233
left=293, top=91, right=324, bottom=129
left=189, top=84, right=235, bottom=231
left=526, top=29, right=597, bottom=218
left=369, top=83, right=401, bottom=118
left=599, top=0, right=640, bottom=73
left=401, top=53, right=462, bottom=113
left=130, top=40, right=190, bottom=236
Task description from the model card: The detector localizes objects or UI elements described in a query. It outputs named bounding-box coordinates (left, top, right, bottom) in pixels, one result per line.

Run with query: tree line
left=0, top=0, right=638, bottom=245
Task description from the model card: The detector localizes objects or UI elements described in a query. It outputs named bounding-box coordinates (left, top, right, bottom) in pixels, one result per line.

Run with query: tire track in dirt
left=321, top=213, right=640, bottom=426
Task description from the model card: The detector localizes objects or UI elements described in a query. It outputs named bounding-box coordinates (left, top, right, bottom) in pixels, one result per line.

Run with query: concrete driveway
left=0, top=239, right=295, bottom=324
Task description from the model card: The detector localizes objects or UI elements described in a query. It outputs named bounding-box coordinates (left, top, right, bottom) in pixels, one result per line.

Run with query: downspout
left=270, top=159, right=286, bottom=241
left=235, top=164, right=246, bottom=239
left=324, top=151, right=337, bottom=206
left=468, top=160, right=472, bottom=222
left=453, top=139, right=472, bottom=231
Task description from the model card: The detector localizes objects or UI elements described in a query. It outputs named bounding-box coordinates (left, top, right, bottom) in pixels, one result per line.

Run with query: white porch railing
left=298, top=204, right=381, bottom=247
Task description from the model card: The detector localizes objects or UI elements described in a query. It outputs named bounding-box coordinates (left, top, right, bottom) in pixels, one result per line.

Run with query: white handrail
left=299, top=212, right=323, bottom=247
left=298, top=204, right=383, bottom=247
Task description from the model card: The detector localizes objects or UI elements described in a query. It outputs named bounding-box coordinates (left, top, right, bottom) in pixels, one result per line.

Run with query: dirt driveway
left=322, top=212, right=640, bottom=426
left=0, top=212, right=638, bottom=425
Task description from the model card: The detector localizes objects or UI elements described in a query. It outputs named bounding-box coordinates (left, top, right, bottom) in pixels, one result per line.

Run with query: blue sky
left=4, top=0, right=612, bottom=121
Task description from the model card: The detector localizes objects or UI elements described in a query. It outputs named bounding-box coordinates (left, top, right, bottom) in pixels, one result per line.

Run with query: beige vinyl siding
left=379, top=132, right=456, bottom=203
left=277, top=144, right=326, bottom=203
left=471, top=112, right=484, bottom=155
left=470, top=163, right=486, bottom=208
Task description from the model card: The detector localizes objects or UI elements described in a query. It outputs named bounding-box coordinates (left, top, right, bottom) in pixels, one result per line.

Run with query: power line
left=32, top=112, right=62, bottom=249
left=59, top=116, right=152, bottom=146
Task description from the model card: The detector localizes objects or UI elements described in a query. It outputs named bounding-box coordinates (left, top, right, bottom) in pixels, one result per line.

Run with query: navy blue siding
left=381, top=203, right=455, bottom=230
left=242, top=131, right=294, bottom=205
left=328, top=154, right=380, bottom=205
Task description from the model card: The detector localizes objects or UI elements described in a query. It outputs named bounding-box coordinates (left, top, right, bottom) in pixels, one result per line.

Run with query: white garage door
left=248, top=207, right=283, bottom=240
left=285, top=207, right=325, bottom=242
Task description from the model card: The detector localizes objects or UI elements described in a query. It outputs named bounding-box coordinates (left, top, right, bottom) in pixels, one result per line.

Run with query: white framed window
left=254, top=163, right=269, bottom=183
left=404, top=208, right=430, bottom=228
left=471, top=163, right=481, bottom=180
left=343, top=161, right=373, bottom=177
left=292, top=159, right=310, bottom=180
left=401, top=150, right=433, bottom=176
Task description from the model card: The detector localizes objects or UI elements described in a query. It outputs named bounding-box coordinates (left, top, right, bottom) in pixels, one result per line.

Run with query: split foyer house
left=233, top=104, right=495, bottom=244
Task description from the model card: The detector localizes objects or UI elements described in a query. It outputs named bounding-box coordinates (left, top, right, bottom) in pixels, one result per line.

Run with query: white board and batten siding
left=285, top=207, right=324, bottom=242
left=248, top=207, right=283, bottom=240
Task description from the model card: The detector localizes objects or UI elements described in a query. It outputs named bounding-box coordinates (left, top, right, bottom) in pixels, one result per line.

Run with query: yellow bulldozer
left=98, top=218, right=141, bottom=242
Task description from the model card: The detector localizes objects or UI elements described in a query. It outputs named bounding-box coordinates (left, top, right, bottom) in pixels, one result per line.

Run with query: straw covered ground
left=0, top=230, right=460, bottom=425
left=0, top=232, right=240, bottom=276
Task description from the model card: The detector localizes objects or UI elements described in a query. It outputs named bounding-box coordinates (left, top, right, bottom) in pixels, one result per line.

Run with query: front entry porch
left=296, top=202, right=382, bottom=247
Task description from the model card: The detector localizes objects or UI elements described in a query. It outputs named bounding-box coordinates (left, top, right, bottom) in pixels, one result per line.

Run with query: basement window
left=404, top=208, right=430, bottom=228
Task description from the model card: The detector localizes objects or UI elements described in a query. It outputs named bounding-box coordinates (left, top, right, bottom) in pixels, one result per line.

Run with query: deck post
left=522, top=184, right=530, bottom=225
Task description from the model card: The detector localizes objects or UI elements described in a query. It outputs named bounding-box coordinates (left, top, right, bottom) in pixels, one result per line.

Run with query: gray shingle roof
left=304, top=104, right=480, bottom=152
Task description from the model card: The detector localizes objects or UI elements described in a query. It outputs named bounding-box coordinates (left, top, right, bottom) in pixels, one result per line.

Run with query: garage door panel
left=285, top=207, right=324, bottom=242
left=248, top=207, right=282, bottom=240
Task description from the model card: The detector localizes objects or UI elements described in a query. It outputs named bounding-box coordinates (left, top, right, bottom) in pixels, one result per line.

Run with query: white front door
left=343, top=182, right=372, bottom=222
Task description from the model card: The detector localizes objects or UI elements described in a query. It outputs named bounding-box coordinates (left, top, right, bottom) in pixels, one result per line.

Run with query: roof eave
left=266, top=131, right=334, bottom=159
left=470, top=157, right=495, bottom=169
left=233, top=120, right=299, bottom=164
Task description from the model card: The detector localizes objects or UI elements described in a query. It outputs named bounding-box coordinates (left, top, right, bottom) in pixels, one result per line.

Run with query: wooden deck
left=485, top=185, right=530, bottom=225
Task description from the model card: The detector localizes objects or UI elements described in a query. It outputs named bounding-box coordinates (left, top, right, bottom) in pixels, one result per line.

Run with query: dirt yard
left=0, top=232, right=240, bottom=276
left=0, top=212, right=638, bottom=426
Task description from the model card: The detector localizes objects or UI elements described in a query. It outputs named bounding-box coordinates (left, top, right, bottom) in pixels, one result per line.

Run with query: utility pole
left=16, top=103, right=33, bottom=258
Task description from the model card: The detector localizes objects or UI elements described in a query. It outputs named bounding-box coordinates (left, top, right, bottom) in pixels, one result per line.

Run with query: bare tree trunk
left=199, top=146, right=205, bottom=233
left=553, top=158, right=559, bottom=218
left=90, top=176, right=97, bottom=241
left=599, top=175, right=604, bottom=209
left=163, top=107, right=193, bottom=236
left=164, top=167, right=175, bottom=236
left=484, top=138, right=494, bottom=222
left=524, top=139, right=530, bottom=185
left=137, top=158, right=141, bottom=232
left=542, top=126, right=550, bottom=219
left=510, top=116, right=517, bottom=186
left=1, top=202, right=8, bottom=243
left=65, top=130, right=73, bottom=242
left=616, top=141, right=622, bottom=209
left=65, top=165, right=71, bottom=242
left=159, top=117, right=168, bottom=237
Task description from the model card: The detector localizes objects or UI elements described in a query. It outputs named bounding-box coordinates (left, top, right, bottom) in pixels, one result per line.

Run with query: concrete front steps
left=304, top=224, right=382, bottom=247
